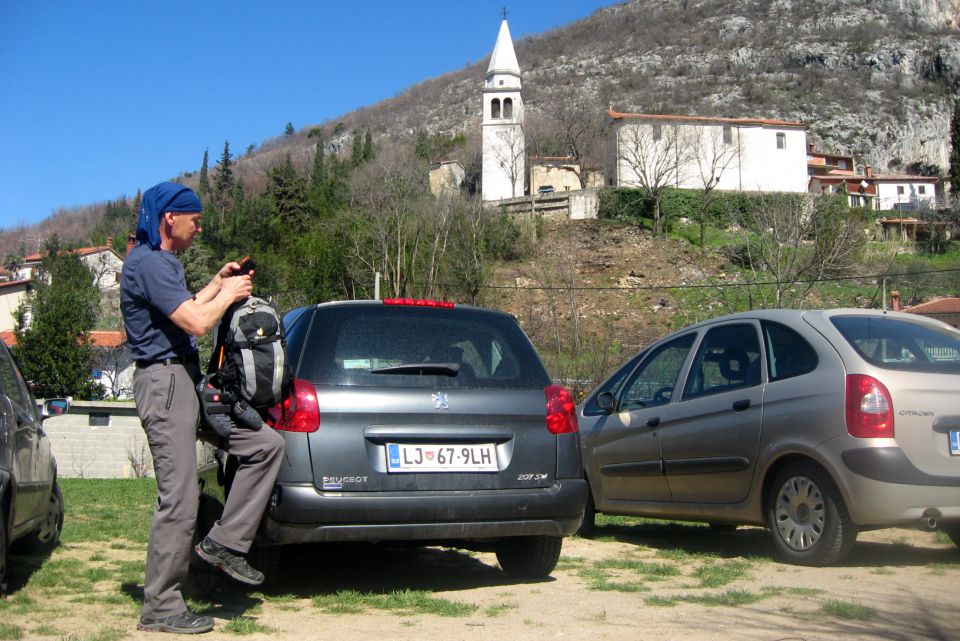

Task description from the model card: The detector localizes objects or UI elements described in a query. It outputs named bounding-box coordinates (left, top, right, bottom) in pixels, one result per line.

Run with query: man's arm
left=193, top=261, right=242, bottom=305
left=169, top=271, right=252, bottom=337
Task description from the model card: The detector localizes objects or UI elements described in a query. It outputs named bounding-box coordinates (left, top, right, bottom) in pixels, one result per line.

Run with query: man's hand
left=221, top=274, right=253, bottom=304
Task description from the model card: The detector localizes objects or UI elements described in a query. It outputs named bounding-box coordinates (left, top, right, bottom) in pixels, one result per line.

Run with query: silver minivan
left=578, top=309, right=960, bottom=565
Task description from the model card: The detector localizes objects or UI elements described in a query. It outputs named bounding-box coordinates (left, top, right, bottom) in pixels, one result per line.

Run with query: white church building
left=482, top=19, right=525, bottom=201
left=605, top=112, right=810, bottom=194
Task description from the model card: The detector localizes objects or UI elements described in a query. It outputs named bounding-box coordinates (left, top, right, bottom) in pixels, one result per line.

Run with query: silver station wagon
left=199, top=299, right=586, bottom=580
left=578, top=309, right=960, bottom=565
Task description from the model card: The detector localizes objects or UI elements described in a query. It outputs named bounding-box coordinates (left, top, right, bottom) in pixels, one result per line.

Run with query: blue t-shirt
left=120, top=244, right=196, bottom=361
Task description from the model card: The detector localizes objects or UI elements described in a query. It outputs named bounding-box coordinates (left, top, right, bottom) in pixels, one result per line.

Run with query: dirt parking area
left=4, top=522, right=959, bottom=641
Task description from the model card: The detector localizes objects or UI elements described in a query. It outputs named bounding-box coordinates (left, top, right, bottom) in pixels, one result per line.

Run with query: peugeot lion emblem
left=432, top=391, right=449, bottom=410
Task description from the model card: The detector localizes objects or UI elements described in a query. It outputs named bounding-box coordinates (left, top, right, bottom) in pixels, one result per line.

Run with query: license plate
left=950, top=431, right=960, bottom=456
left=386, top=443, right=498, bottom=473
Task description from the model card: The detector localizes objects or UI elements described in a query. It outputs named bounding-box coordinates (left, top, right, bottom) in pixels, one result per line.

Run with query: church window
left=652, top=124, right=662, bottom=141
left=503, top=98, right=513, bottom=119
left=776, top=132, right=786, bottom=149
left=491, top=98, right=501, bottom=119
left=722, top=126, right=732, bottom=145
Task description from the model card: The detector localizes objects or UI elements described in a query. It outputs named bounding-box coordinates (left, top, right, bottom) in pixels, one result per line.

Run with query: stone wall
left=43, top=400, right=208, bottom=479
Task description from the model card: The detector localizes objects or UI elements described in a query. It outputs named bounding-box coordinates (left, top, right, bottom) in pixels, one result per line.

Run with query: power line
left=419, top=266, right=960, bottom=292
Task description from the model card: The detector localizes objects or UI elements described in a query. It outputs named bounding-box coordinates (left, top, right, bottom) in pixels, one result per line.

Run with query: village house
left=605, top=111, right=809, bottom=194
left=0, top=279, right=33, bottom=332
left=528, top=156, right=604, bottom=195
left=19, top=242, right=124, bottom=293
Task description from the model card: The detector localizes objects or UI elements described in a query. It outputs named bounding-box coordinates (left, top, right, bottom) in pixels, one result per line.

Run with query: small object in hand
left=234, top=256, right=255, bottom=275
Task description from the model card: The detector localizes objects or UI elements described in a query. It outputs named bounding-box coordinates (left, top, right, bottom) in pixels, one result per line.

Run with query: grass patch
left=484, top=603, right=518, bottom=617
left=28, top=558, right=94, bottom=592
left=0, top=623, right=22, bottom=640
left=692, top=560, right=751, bottom=588
left=312, top=589, right=476, bottom=617
left=596, top=558, right=680, bottom=580
left=819, top=599, right=875, bottom=620
left=555, top=556, right=586, bottom=571
left=224, top=617, right=274, bottom=635
left=59, top=478, right=156, bottom=545
left=644, top=595, right=679, bottom=607
left=29, top=625, right=58, bottom=636
left=645, top=589, right=768, bottom=608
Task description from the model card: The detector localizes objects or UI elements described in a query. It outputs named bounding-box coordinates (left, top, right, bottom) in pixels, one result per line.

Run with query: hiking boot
left=194, top=537, right=264, bottom=585
left=137, top=610, right=214, bottom=634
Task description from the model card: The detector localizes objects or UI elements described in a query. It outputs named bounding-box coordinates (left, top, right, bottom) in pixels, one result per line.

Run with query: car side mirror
left=42, top=398, right=71, bottom=420
left=597, top=392, right=616, bottom=413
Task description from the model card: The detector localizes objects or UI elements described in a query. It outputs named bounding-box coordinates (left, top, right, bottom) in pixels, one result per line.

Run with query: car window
left=831, top=315, right=960, bottom=373
left=0, top=345, right=39, bottom=422
left=619, top=333, right=695, bottom=410
left=581, top=349, right=647, bottom=416
left=296, top=305, right=551, bottom=389
left=762, top=321, right=817, bottom=382
left=682, top=323, right=762, bottom=399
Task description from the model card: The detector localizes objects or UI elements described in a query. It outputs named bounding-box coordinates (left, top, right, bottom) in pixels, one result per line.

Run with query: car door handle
left=646, top=416, right=661, bottom=428
left=732, top=399, right=751, bottom=412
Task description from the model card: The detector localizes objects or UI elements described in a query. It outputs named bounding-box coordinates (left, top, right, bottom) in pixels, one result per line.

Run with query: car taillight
left=845, top=374, right=893, bottom=438
left=268, top=378, right=320, bottom=433
left=382, top=298, right=455, bottom=308
left=545, top=384, right=578, bottom=434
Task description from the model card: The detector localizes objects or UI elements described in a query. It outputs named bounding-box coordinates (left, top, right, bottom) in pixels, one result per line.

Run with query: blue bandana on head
left=135, top=182, right=203, bottom=249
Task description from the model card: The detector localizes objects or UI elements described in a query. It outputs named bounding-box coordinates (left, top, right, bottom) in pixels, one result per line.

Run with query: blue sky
left=0, top=1, right=614, bottom=231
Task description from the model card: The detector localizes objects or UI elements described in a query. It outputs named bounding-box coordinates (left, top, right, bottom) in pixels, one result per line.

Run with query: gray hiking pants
left=135, top=361, right=286, bottom=619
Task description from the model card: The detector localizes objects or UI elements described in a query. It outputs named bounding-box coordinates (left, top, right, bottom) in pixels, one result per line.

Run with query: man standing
left=121, top=182, right=285, bottom=634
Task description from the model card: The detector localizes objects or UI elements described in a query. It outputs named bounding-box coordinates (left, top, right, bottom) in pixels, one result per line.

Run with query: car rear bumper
left=833, top=446, right=960, bottom=526
left=261, top=479, right=588, bottom=544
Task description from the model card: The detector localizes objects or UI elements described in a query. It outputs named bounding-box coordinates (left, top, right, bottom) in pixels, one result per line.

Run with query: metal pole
left=374, top=272, right=381, bottom=300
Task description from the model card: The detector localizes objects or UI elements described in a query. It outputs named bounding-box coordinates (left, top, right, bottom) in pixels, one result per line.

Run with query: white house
left=20, top=244, right=124, bottom=293
left=605, top=111, right=809, bottom=194
left=0, top=280, right=32, bottom=332
left=872, top=173, right=939, bottom=212
left=482, top=19, right=525, bottom=201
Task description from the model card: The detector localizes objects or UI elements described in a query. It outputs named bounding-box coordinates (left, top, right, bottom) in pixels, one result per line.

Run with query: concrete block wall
left=43, top=400, right=210, bottom=479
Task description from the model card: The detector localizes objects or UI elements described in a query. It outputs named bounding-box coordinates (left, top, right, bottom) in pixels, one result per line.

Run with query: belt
left=136, top=354, right=200, bottom=369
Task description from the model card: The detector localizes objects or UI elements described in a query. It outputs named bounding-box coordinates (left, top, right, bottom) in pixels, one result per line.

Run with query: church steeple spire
left=487, top=19, right=520, bottom=77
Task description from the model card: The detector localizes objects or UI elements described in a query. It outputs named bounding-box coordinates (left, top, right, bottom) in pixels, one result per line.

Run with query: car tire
left=576, top=488, right=596, bottom=539
left=19, top=482, right=64, bottom=553
left=0, top=505, right=7, bottom=592
left=944, top=524, right=960, bottom=548
left=766, top=463, right=857, bottom=566
left=248, top=544, right=282, bottom=586
left=185, top=494, right=226, bottom=595
left=495, top=535, right=562, bottom=579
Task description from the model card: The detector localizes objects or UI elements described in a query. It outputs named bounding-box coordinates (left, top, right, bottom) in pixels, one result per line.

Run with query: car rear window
left=831, top=315, right=960, bottom=373
left=291, top=304, right=551, bottom=389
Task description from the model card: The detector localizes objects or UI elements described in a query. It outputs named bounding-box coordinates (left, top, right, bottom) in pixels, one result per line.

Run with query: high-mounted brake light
left=545, top=385, right=579, bottom=434
left=268, top=378, right=320, bottom=433
left=845, top=374, right=893, bottom=438
left=382, top=298, right=456, bottom=309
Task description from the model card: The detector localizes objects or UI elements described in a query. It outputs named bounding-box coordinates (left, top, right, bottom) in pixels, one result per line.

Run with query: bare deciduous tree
left=490, top=126, right=526, bottom=199
left=617, top=123, right=692, bottom=235
left=691, top=126, right=738, bottom=249
left=736, top=194, right=867, bottom=308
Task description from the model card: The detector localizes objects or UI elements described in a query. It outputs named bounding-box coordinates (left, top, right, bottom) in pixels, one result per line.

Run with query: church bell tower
left=482, top=18, right=525, bottom=201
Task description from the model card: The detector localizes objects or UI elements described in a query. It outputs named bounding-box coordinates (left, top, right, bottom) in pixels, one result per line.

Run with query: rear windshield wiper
left=370, top=362, right=461, bottom=376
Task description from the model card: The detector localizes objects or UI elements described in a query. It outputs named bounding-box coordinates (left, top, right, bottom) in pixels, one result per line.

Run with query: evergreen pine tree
left=949, top=100, right=960, bottom=198
left=13, top=242, right=102, bottom=399
left=213, top=141, right=235, bottom=225
left=199, top=148, right=211, bottom=198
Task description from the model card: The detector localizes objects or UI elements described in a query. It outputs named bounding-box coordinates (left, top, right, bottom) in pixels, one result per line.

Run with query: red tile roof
left=902, top=297, right=960, bottom=315
left=607, top=110, right=805, bottom=128
left=23, top=246, right=119, bottom=263
left=0, top=329, right=126, bottom=348
left=88, top=330, right=127, bottom=348
left=0, top=279, right=31, bottom=290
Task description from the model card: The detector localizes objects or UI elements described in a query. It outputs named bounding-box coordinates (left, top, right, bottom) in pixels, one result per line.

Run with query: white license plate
left=386, top=443, right=498, bottom=473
